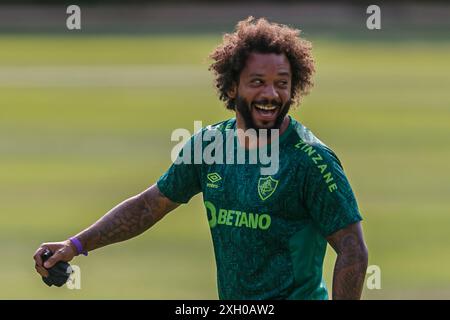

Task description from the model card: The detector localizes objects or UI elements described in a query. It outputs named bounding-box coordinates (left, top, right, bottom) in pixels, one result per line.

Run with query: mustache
left=251, top=99, right=283, bottom=108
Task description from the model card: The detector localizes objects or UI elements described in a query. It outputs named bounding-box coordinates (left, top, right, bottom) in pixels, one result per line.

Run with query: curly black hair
left=209, top=16, right=315, bottom=110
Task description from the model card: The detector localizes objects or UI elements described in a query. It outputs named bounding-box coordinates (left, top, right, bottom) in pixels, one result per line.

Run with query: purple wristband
left=69, top=237, right=88, bottom=256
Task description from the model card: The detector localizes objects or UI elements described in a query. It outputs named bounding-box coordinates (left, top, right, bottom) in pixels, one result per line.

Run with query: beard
left=235, top=95, right=292, bottom=132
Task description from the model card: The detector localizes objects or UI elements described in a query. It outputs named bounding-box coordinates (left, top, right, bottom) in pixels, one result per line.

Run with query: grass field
left=0, top=35, right=449, bottom=299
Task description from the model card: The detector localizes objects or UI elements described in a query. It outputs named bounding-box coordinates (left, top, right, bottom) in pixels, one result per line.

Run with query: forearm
left=326, top=222, right=369, bottom=300
left=332, top=249, right=368, bottom=300
left=73, top=185, right=178, bottom=252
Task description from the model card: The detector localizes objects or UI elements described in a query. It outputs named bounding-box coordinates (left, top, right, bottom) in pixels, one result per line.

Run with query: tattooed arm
left=326, top=222, right=368, bottom=300
left=73, top=184, right=179, bottom=251
left=33, top=184, right=179, bottom=276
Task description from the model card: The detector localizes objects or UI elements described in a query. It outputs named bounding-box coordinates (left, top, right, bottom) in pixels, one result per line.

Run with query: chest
left=200, top=160, right=306, bottom=220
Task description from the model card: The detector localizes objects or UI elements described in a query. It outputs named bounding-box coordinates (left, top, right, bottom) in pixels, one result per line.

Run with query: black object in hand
left=41, top=249, right=73, bottom=287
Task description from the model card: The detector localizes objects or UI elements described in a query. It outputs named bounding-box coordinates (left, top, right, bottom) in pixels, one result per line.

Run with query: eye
left=278, top=80, right=289, bottom=87
left=250, top=79, right=263, bottom=85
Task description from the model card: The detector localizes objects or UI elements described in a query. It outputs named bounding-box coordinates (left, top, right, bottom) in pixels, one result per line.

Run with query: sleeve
left=156, top=133, right=202, bottom=204
left=303, top=145, right=363, bottom=237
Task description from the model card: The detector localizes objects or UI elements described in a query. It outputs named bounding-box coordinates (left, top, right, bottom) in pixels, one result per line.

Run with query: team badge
left=258, top=176, right=279, bottom=201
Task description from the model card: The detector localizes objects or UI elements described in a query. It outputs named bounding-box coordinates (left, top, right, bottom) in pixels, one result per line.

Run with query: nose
left=261, top=84, right=279, bottom=102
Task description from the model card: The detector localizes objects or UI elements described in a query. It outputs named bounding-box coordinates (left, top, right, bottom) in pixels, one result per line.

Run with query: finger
left=35, top=265, right=49, bottom=277
left=43, top=250, right=63, bottom=269
left=33, top=245, right=48, bottom=267
left=35, top=264, right=49, bottom=277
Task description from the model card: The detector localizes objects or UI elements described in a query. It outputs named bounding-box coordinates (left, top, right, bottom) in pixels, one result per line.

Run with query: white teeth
left=254, top=104, right=276, bottom=111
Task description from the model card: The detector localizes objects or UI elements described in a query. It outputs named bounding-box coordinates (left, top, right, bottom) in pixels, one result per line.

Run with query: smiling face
left=230, top=52, right=292, bottom=130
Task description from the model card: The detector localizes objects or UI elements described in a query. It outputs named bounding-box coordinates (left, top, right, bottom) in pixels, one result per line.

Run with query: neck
left=235, top=114, right=290, bottom=149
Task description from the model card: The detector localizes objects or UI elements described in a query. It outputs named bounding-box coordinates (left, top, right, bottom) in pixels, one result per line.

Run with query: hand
left=33, top=240, right=77, bottom=277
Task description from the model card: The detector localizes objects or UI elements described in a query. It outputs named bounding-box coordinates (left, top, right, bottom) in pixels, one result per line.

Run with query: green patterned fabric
left=157, top=116, right=362, bottom=300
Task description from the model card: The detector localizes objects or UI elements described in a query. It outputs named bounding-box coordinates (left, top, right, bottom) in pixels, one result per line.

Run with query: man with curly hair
left=34, top=17, right=368, bottom=300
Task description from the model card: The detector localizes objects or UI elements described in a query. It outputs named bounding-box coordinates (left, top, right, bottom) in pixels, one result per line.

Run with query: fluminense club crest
left=258, top=176, right=279, bottom=201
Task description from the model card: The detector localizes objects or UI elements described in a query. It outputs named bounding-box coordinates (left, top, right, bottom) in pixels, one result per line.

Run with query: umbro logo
left=207, top=172, right=222, bottom=189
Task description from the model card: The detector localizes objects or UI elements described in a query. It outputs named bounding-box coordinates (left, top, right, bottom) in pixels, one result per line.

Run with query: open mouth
left=254, top=104, right=277, bottom=111
left=253, top=104, right=279, bottom=119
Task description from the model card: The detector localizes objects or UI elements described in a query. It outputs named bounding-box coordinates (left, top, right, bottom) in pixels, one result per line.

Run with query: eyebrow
left=249, top=71, right=290, bottom=77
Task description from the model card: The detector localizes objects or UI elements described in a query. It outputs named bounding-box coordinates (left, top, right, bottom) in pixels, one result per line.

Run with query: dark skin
left=33, top=185, right=178, bottom=277
left=229, top=52, right=291, bottom=148
left=327, top=222, right=368, bottom=299
left=33, top=52, right=368, bottom=300
left=230, top=53, right=369, bottom=299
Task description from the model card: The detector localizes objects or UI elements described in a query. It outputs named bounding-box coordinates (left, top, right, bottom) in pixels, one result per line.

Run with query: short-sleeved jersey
left=157, top=116, right=362, bottom=300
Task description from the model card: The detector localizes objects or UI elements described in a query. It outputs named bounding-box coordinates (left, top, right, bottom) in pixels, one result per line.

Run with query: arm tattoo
left=74, top=184, right=179, bottom=252
left=327, top=222, right=369, bottom=300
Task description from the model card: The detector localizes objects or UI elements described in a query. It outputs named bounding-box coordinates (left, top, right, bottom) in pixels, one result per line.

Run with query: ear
left=227, top=83, right=237, bottom=99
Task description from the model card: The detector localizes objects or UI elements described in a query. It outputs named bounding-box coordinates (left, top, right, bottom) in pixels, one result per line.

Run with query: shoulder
left=289, top=117, right=343, bottom=170
left=289, top=118, right=355, bottom=198
left=190, top=118, right=235, bottom=151
left=203, top=118, right=235, bottom=132
left=193, top=118, right=235, bottom=137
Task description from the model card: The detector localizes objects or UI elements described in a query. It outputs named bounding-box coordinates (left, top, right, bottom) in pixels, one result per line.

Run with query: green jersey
left=157, top=116, right=362, bottom=300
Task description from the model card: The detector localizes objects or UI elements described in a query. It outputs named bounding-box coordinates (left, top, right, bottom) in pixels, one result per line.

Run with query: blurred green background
left=1, top=3, right=449, bottom=299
